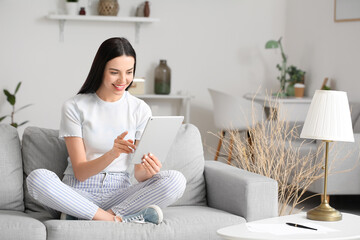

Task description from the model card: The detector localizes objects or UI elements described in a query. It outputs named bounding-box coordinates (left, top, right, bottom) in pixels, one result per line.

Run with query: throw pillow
left=0, top=124, right=24, bottom=211
left=22, top=126, right=68, bottom=215
left=163, top=124, right=207, bottom=206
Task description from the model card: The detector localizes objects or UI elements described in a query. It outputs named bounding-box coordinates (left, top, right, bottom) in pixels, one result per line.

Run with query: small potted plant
left=0, top=82, right=32, bottom=128
left=265, top=37, right=306, bottom=97
left=286, top=65, right=305, bottom=96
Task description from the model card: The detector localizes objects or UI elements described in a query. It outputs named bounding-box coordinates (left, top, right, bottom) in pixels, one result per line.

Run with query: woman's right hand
left=109, top=131, right=136, bottom=158
left=64, top=132, right=136, bottom=182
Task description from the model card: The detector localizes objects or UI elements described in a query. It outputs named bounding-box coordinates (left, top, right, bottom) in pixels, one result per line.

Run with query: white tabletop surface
left=217, top=212, right=360, bottom=240
left=243, top=93, right=312, bottom=122
left=243, top=93, right=312, bottom=104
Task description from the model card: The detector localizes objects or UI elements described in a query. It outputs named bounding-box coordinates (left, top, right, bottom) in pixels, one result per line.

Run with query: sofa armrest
left=204, top=160, right=278, bottom=222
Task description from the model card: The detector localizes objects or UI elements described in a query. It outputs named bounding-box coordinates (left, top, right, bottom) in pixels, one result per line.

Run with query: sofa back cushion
left=22, top=124, right=206, bottom=213
left=0, top=124, right=24, bottom=211
left=163, top=124, right=206, bottom=206
left=22, top=126, right=68, bottom=214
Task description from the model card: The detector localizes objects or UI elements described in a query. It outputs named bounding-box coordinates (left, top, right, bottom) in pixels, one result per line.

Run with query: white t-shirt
left=59, top=91, right=152, bottom=175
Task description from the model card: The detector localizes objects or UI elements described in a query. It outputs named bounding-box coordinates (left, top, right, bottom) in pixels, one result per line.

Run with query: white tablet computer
left=131, top=116, right=184, bottom=164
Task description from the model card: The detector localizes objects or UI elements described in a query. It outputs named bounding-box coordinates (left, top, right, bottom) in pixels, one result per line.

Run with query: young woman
left=27, top=37, right=186, bottom=224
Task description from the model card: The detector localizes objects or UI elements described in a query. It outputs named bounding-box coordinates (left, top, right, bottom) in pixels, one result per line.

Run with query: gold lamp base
left=306, top=141, right=342, bottom=222
left=307, top=201, right=342, bottom=221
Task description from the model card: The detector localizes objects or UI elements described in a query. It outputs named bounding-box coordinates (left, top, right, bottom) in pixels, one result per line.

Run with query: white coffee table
left=217, top=212, right=360, bottom=240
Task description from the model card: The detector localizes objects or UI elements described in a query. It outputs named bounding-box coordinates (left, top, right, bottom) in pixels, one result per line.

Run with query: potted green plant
left=286, top=65, right=306, bottom=96
left=265, top=37, right=306, bottom=97
left=0, top=82, right=32, bottom=128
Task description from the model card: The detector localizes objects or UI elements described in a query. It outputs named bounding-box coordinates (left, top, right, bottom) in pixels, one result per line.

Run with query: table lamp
left=300, top=90, right=354, bottom=221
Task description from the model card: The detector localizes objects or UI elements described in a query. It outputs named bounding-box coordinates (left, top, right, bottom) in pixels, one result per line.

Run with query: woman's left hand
left=141, top=153, right=162, bottom=177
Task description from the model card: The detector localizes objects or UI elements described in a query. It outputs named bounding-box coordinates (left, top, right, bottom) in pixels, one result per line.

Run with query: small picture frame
left=334, top=0, right=360, bottom=22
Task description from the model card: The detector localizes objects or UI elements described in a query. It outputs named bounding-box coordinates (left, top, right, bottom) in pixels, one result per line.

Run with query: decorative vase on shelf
left=144, top=1, right=150, bottom=17
left=135, top=1, right=150, bottom=17
left=98, top=0, right=119, bottom=16
left=286, top=84, right=295, bottom=96
left=65, top=1, right=78, bottom=15
left=79, top=7, right=86, bottom=15
left=154, top=60, right=171, bottom=95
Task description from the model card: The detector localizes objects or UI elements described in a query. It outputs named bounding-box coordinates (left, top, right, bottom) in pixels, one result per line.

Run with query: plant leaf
left=18, top=121, right=29, bottom=127
left=265, top=40, right=279, bottom=49
left=3, top=89, right=11, bottom=98
left=14, top=104, right=33, bottom=113
left=4, top=90, right=15, bottom=105
left=0, top=116, right=8, bottom=122
left=15, top=82, right=22, bottom=94
left=8, top=95, right=15, bottom=105
left=11, top=123, right=18, bottom=128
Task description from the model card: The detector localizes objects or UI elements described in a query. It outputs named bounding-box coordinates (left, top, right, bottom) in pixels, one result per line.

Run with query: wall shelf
left=47, top=14, right=160, bottom=43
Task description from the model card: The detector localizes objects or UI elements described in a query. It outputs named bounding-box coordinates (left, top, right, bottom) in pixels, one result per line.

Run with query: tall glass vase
left=154, top=60, right=171, bottom=95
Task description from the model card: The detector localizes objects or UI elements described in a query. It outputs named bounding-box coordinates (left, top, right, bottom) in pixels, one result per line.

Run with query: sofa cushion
left=163, top=124, right=207, bottom=206
left=22, top=126, right=68, bottom=215
left=0, top=210, right=46, bottom=240
left=43, top=206, right=244, bottom=240
left=0, top=124, right=24, bottom=211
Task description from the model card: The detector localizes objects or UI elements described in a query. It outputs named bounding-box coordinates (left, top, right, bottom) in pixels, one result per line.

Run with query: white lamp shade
left=300, top=90, right=354, bottom=142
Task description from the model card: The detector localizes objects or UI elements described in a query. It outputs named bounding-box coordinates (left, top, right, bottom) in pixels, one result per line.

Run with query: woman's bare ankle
left=106, top=209, right=122, bottom=222
left=106, top=209, right=115, bottom=215
left=92, top=208, right=117, bottom=221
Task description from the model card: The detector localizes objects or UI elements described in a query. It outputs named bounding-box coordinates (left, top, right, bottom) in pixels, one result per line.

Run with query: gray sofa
left=0, top=123, right=278, bottom=240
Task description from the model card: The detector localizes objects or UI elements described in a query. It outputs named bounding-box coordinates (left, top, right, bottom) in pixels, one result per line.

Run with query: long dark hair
left=78, top=37, right=136, bottom=94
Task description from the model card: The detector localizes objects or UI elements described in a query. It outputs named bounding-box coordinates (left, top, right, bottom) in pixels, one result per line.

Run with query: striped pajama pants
left=26, top=169, right=186, bottom=220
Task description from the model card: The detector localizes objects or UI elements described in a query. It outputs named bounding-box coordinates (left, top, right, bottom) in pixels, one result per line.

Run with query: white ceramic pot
left=66, top=2, right=78, bottom=15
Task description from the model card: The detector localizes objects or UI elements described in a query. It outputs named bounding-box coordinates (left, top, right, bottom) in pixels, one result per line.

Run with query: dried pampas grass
left=213, top=94, right=329, bottom=216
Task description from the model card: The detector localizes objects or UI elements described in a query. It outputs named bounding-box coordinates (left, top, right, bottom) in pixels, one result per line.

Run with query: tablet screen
left=131, top=116, right=184, bottom=164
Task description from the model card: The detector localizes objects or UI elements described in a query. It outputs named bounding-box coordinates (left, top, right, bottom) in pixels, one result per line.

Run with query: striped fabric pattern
left=26, top=169, right=186, bottom=220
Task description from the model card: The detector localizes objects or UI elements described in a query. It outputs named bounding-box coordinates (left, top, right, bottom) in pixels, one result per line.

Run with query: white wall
left=285, top=0, right=360, bottom=101
left=0, top=0, right=286, bottom=159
